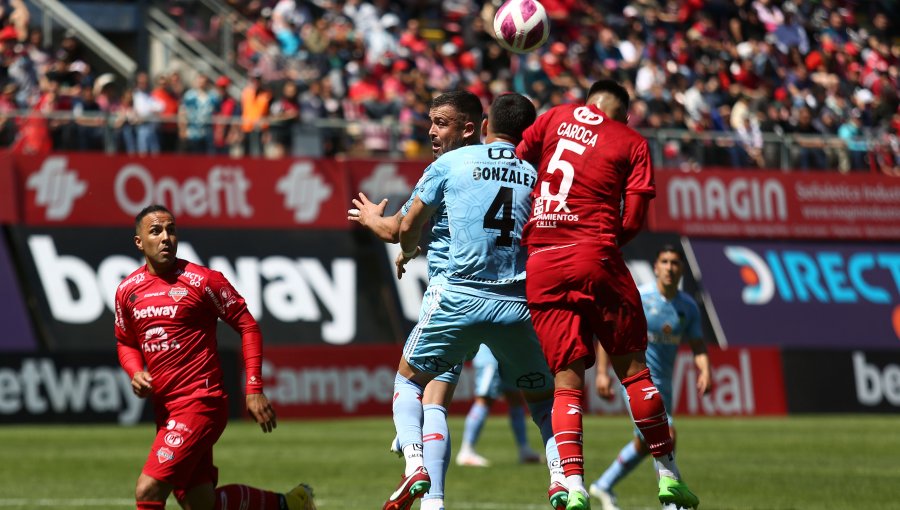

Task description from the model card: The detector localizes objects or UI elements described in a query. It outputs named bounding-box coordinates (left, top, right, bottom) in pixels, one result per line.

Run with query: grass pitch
left=0, top=415, right=895, bottom=509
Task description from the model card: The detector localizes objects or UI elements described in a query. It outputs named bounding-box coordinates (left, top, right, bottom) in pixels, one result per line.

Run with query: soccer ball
left=492, top=0, right=550, bottom=54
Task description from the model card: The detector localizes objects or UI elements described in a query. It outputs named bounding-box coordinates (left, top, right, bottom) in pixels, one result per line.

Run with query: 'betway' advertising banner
left=650, top=170, right=900, bottom=240
left=9, top=227, right=400, bottom=350
left=783, top=349, right=900, bottom=412
left=15, top=154, right=350, bottom=229
left=690, top=239, right=900, bottom=349
left=0, top=229, right=38, bottom=351
left=0, top=353, right=148, bottom=424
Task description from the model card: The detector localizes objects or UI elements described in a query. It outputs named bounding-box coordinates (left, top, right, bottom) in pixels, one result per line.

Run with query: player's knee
left=135, top=474, right=170, bottom=502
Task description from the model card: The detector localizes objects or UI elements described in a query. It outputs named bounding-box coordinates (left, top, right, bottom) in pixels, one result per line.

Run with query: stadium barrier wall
left=0, top=152, right=15, bottom=224
left=8, top=346, right=900, bottom=423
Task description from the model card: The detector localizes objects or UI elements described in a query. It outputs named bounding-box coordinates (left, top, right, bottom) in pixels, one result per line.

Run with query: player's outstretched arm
left=689, top=338, right=712, bottom=396
left=246, top=393, right=278, bottom=433
left=348, top=192, right=402, bottom=243
left=396, top=196, right=434, bottom=279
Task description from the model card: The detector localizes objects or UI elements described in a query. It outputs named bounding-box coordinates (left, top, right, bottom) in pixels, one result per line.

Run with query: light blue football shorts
left=403, top=283, right=551, bottom=393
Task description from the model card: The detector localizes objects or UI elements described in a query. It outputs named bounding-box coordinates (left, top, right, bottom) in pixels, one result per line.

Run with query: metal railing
left=0, top=110, right=893, bottom=174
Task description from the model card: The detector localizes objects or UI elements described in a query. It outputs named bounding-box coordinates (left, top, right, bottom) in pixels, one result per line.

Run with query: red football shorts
left=142, top=396, right=228, bottom=498
left=526, top=242, right=648, bottom=373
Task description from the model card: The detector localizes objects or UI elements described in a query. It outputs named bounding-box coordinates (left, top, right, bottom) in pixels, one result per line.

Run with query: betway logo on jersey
left=724, top=245, right=900, bottom=306
left=27, top=235, right=355, bottom=344
left=115, top=163, right=253, bottom=218
left=133, top=305, right=179, bottom=320
left=26, top=156, right=88, bottom=220
left=667, top=176, right=787, bottom=222
left=0, top=358, right=144, bottom=424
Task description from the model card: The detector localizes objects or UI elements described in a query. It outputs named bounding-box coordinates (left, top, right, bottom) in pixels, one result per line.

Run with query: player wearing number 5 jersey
left=516, top=80, right=699, bottom=510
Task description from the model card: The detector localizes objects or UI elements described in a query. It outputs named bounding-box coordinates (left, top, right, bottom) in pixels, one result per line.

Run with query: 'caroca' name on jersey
left=557, top=122, right=598, bottom=147
left=133, top=305, right=179, bottom=319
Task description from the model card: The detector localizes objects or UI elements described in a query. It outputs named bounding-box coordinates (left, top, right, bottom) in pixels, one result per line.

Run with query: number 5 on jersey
left=539, top=139, right=585, bottom=214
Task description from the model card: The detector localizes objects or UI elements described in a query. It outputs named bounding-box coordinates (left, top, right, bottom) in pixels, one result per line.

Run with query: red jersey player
left=115, top=204, right=316, bottom=510
left=516, top=80, right=699, bottom=510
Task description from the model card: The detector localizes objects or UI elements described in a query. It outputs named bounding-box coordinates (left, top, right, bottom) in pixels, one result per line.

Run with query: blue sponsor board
left=689, top=239, right=900, bottom=349
left=0, top=229, right=38, bottom=351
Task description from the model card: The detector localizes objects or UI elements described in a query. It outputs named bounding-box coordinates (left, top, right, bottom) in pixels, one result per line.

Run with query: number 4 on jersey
left=483, top=186, right=514, bottom=247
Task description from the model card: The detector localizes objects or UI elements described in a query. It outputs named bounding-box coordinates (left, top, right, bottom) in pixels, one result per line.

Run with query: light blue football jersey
left=640, top=282, right=703, bottom=386
left=405, top=140, right=537, bottom=299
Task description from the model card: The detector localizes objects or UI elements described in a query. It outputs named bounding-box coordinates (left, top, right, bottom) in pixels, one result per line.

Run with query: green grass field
left=0, top=415, right=896, bottom=509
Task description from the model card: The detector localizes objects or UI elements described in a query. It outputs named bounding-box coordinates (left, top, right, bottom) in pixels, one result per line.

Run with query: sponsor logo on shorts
left=516, top=372, right=546, bottom=390
left=157, top=447, right=175, bottom=463
left=168, top=287, right=188, bottom=302
left=164, top=431, right=184, bottom=448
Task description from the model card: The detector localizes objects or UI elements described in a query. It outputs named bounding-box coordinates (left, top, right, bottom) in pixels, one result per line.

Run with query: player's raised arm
left=349, top=191, right=403, bottom=243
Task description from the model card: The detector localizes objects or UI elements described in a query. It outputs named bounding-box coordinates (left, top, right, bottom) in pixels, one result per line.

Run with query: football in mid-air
left=492, top=0, right=550, bottom=54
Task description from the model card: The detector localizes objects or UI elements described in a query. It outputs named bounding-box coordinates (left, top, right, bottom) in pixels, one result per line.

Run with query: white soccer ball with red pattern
left=492, top=0, right=551, bottom=54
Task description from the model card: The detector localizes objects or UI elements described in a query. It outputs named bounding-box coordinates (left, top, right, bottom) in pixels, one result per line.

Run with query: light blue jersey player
left=589, top=245, right=712, bottom=510
left=385, top=92, right=566, bottom=510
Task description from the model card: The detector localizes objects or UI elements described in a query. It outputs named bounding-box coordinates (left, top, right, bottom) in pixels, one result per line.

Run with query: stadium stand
left=0, top=0, right=897, bottom=173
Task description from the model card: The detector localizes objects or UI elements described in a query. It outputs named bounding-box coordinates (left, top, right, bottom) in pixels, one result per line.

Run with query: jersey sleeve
left=624, top=137, right=655, bottom=197
left=412, top=160, right=447, bottom=207
left=203, top=271, right=264, bottom=394
left=114, top=288, right=144, bottom=378
left=685, top=296, right=703, bottom=341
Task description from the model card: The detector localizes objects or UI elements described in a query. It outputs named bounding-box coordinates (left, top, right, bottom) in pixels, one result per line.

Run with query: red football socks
left=215, top=484, right=283, bottom=510
left=136, top=502, right=165, bottom=510
left=621, top=368, right=674, bottom=457
left=552, top=388, right=585, bottom=477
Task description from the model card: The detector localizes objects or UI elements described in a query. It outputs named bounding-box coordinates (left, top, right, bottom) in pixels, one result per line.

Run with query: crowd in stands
left=0, top=0, right=898, bottom=174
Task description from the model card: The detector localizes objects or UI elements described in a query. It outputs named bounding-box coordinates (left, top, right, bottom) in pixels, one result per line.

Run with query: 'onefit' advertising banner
left=0, top=152, right=16, bottom=223
left=650, top=170, right=900, bottom=240
left=689, top=239, right=900, bottom=349
left=16, top=154, right=350, bottom=229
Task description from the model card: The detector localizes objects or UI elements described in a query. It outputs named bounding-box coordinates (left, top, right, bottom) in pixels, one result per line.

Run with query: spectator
left=132, top=71, right=163, bottom=155
left=179, top=73, right=220, bottom=154
left=212, top=76, right=240, bottom=156
left=267, top=80, right=300, bottom=158
left=151, top=72, right=180, bottom=152
left=240, top=70, right=271, bottom=157
left=837, top=108, right=867, bottom=172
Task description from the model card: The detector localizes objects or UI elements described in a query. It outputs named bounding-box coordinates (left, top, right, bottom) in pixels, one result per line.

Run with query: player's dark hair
left=655, top=244, right=683, bottom=262
left=489, top=93, right=536, bottom=144
left=135, top=204, right=174, bottom=232
left=586, top=79, right=630, bottom=112
left=431, top=89, right=484, bottom=125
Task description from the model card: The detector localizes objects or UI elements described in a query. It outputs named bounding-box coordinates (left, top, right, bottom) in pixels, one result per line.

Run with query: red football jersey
left=516, top=103, right=655, bottom=246
left=115, top=259, right=263, bottom=406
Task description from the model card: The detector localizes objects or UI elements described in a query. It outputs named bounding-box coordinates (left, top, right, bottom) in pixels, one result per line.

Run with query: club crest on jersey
left=157, top=447, right=175, bottom=463
left=164, top=431, right=184, bottom=448
left=168, top=287, right=188, bottom=302
left=573, top=106, right=604, bottom=126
